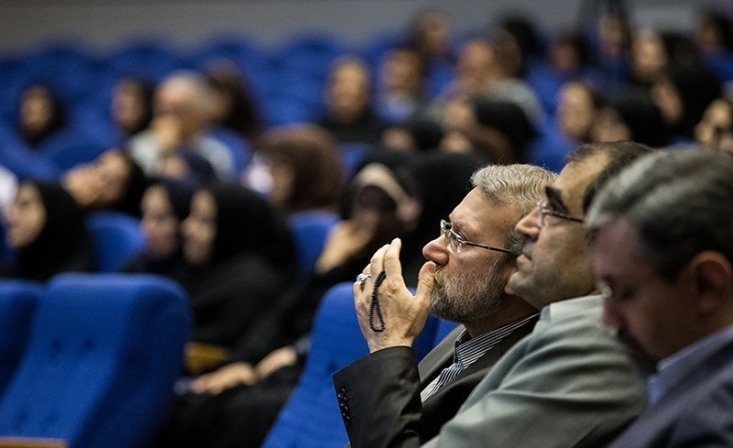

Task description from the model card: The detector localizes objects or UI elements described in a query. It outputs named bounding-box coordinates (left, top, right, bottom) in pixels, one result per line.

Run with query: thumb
left=415, top=261, right=436, bottom=305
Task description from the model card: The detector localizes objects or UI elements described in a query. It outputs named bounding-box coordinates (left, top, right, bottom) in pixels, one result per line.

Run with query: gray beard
left=429, top=258, right=507, bottom=324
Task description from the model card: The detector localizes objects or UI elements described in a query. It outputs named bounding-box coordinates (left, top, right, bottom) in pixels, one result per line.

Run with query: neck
left=464, top=295, right=537, bottom=338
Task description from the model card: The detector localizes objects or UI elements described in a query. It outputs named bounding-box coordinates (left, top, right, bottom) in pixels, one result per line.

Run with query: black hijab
left=664, top=66, right=722, bottom=140
left=12, top=181, right=94, bottom=281
left=207, top=183, right=296, bottom=273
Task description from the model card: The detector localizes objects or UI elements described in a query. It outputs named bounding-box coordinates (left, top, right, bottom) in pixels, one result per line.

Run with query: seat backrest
left=261, top=282, right=439, bottom=448
left=288, top=211, right=339, bottom=276
left=0, top=273, right=190, bottom=448
left=86, top=212, right=145, bottom=272
left=0, top=280, right=42, bottom=396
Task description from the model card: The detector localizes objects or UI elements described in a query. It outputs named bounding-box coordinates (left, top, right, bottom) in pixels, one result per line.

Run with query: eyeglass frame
left=536, top=198, right=584, bottom=227
left=440, top=219, right=517, bottom=255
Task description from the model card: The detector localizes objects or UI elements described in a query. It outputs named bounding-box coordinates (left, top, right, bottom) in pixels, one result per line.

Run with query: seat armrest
left=0, top=437, right=67, bottom=448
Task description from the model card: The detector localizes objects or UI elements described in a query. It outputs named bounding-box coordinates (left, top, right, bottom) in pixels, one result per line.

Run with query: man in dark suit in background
left=589, top=149, right=733, bottom=447
left=332, top=163, right=556, bottom=448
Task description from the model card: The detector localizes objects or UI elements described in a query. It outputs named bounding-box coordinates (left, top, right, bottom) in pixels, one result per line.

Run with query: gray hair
left=587, top=149, right=733, bottom=280
left=471, top=164, right=557, bottom=253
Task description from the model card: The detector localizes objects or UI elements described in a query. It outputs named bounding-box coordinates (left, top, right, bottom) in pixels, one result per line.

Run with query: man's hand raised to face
left=353, top=238, right=437, bottom=353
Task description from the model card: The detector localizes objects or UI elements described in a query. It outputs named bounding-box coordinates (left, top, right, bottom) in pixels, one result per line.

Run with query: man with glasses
left=345, top=141, right=653, bottom=448
left=333, top=164, right=555, bottom=447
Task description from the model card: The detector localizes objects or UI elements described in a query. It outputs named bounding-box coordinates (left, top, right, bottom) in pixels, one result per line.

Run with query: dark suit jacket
left=609, top=338, right=733, bottom=448
left=332, top=317, right=538, bottom=448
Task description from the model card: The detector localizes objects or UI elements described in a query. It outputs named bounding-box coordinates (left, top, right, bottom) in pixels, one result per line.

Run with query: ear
left=689, top=251, right=733, bottom=315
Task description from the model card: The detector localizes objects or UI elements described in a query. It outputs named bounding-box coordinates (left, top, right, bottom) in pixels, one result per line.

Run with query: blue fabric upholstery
left=262, top=282, right=439, bottom=448
left=433, top=318, right=460, bottom=345
left=0, top=280, right=41, bottom=396
left=288, top=211, right=339, bottom=275
left=87, top=212, right=145, bottom=272
left=0, top=273, right=190, bottom=448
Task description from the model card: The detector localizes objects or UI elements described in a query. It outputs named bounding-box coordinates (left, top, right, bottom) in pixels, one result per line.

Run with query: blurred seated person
left=128, top=71, right=236, bottom=180
left=16, top=83, right=67, bottom=149
left=243, top=124, right=343, bottom=216
left=0, top=180, right=94, bottom=281
left=177, top=183, right=297, bottom=349
left=695, top=97, right=733, bottom=151
left=650, top=65, right=722, bottom=143
left=110, top=76, right=155, bottom=143
left=62, top=148, right=148, bottom=217
left=318, top=56, right=386, bottom=145
left=375, top=46, right=429, bottom=124
left=154, top=162, right=420, bottom=448
left=591, top=94, right=670, bottom=148
left=435, top=35, right=544, bottom=126
left=437, top=95, right=533, bottom=163
left=381, top=117, right=444, bottom=152
left=204, top=61, right=265, bottom=145
left=556, top=82, right=601, bottom=144
left=121, top=178, right=196, bottom=279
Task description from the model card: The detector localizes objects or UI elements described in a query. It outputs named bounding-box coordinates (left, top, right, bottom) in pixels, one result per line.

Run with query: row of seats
left=0, top=274, right=190, bottom=448
left=0, top=275, right=458, bottom=448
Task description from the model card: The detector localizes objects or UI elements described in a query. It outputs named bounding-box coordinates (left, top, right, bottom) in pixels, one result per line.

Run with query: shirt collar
left=647, top=324, right=733, bottom=405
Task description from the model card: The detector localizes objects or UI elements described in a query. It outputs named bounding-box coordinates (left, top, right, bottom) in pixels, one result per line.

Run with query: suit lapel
left=418, top=326, right=464, bottom=383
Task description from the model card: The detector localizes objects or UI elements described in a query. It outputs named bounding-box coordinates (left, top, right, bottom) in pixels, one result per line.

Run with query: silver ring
left=355, top=272, right=371, bottom=286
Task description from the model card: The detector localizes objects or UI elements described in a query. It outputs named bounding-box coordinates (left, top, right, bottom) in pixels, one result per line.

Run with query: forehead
left=593, top=218, right=649, bottom=280
left=450, top=188, right=519, bottom=239
left=552, top=155, right=608, bottom=215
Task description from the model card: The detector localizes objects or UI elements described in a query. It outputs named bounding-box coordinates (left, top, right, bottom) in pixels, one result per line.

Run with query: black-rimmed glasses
left=536, top=198, right=584, bottom=228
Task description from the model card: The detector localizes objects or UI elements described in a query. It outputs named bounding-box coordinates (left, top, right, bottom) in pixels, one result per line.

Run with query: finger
left=415, top=261, right=437, bottom=308
left=369, top=244, right=389, bottom=277
left=383, top=238, right=404, bottom=281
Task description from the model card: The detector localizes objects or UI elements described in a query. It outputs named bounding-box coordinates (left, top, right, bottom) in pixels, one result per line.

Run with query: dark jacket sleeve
left=332, top=346, right=425, bottom=448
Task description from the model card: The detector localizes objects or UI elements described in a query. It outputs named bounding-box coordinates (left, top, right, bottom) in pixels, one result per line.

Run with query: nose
left=515, top=207, right=540, bottom=241
left=422, top=234, right=449, bottom=267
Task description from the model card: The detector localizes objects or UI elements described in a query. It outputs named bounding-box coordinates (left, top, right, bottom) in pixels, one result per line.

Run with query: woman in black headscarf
left=121, top=178, right=196, bottom=279
left=179, top=183, right=297, bottom=348
left=651, top=65, right=722, bottom=142
left=17, top=83, right=67, bottom=149
left=1, top=180, right=94, bottom=281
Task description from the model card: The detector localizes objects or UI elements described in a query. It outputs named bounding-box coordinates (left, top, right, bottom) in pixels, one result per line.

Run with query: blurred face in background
left=112, top=79, right=149, bottom=135
left=631, top=29, right=667, bottom=83
left=591, top=107, right=632, bottom=143
left=20, top=85, right=55, bottom=136
left=141, top=185, right=179, bottom=259
left=381, top=49, right=423, bottom=95
left=695, top=99, right=733, bottom=146
left=5, top=183, right=46, bottom=249
left=325, top=61, right=370, bottom=122
left=557, top=83, right=596, bottom=141
left=182, top=190, right=216, bottom=265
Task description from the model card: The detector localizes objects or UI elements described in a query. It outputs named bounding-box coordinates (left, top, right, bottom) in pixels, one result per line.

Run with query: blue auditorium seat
left=0, top=280, right=41, bottom=396
left=0, top=273, right=190, bottom=448
left=87, top=212, right=145, bottom=272
left=106, top=39, right=185, bottom=83
left=288, top=211, right=339, bottom=276
left=20, top=43, right=101, bottom=104
left=261, top=282, right=439, bottom=448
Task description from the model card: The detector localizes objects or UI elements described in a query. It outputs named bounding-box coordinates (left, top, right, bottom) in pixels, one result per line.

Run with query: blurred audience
left=121, top=178, right=196, bottom=278
left=178, top=183, right=297, bottom=349
left=319, top=56, right=386, bottom=145
left=244, top=124, right=343, bottom=215
left=204, top=61, right=265, bottom=144
left=111, top=77, right=155, bottom=142
left=62, top=148, right=148, bottom=217
left=0, top=180, right=94, bottom=281
left=17, top=83, right=68, bottom=149
left=128, top=71, right=236, bottom=180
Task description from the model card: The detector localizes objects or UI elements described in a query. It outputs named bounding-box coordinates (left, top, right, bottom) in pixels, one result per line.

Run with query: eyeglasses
left=440, top=219, right=517, bottom=255
left=536, top=198, right=584, bottom=228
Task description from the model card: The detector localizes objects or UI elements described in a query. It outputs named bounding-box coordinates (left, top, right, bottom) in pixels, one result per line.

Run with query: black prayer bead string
left=369, top=270, right=387, bottom=332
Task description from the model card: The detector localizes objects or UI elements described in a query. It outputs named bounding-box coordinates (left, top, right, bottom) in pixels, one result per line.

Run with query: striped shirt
left=420, top=314, right=538, bottom=402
